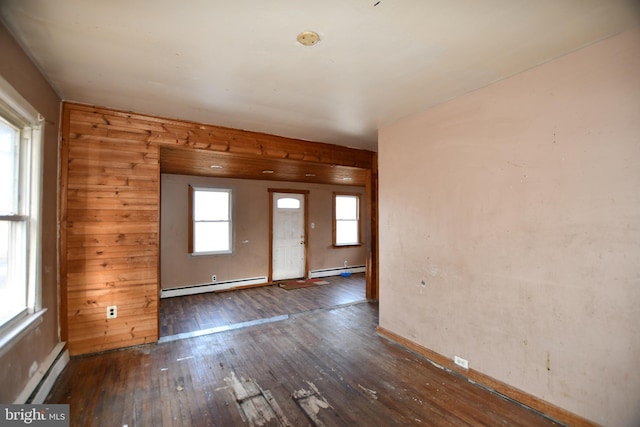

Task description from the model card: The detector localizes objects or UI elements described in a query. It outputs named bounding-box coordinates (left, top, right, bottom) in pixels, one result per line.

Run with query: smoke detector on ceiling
left=297, top=31, right=320, bottom=46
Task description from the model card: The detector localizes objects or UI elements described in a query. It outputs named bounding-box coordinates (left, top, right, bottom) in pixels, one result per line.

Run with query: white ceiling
left=1, top=1, right=639, bottom=151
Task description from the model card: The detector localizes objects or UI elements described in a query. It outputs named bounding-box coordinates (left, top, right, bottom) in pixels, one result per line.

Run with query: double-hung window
left=333, top=193, right=361, bottom=246
left=188, top=186, right=232, bottom=255
left=0, top=78, right=43, bottom=334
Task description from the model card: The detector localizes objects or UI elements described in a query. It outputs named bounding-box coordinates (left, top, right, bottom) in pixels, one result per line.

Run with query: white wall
left=378, top=28, right=640, bottom=427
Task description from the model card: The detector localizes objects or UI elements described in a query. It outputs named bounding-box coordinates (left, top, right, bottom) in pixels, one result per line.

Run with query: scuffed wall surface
left=378, top=28, right=640, bottom=426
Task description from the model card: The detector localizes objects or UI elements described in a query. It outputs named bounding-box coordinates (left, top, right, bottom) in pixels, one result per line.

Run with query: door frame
left=268, top=188, right=309, bottom=282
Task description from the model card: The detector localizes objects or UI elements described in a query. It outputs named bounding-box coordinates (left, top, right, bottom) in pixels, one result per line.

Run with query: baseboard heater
left=15, top=342, right=69, bottom=404
left=309, top=265, right=366, bottom=279
left=161, top=276, right=269, bottom=298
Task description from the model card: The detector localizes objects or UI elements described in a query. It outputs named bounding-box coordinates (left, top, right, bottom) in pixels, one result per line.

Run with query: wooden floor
left=47, top=274, right=561, bottom=426
left=159, top=274, right=367, bottom=337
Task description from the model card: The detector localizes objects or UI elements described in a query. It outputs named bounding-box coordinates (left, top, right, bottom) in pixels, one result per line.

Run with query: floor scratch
left=291, top=381, right=333, bottom=426
left=357, top=383, right=378, bottom=400
left=224, top=371, right=292, bottom=426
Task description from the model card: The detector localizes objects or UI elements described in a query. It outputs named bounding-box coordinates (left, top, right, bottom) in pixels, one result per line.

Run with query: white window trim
left=0, top=75, right=45, bottom=348
left=189, top=186, right=233, bottom=255
left=333, top=193, right=362, bottom=247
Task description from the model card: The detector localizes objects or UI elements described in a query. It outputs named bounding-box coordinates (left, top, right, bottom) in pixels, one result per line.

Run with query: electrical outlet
left=211, top=274, right=217, bottom=282
left=106, top=305, right=117, bottom=319
left=454, top=355, right=469, bottom=369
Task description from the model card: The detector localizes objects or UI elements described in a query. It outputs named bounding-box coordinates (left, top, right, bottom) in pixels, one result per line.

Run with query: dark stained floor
left=46, top=274, right=561, bottom=426
left=159, top=273, right=367, bottom=337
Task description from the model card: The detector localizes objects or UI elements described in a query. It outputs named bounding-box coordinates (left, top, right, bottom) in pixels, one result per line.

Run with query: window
left=0, top=78, right=43, bottom=332
left=188, top=186, right=232, bottom=254
left=333, top=193, right=361, bottom=246
left=276, top=197, right=300, bottom=209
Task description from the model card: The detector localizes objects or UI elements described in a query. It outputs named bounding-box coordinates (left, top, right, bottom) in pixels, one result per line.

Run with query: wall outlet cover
left=106, top=305, right=117, bottom=319
left=454, top=355, right=469, bottom=369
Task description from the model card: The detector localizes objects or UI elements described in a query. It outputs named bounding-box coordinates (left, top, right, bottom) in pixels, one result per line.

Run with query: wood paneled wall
left=60, top=102, right=377, bottom=355
left=60, top=105, right=161, bottom=355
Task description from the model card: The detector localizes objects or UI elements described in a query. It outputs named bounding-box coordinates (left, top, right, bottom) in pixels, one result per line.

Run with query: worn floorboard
left=159, top=274, right=366, bottom=337
left=47, top=280, right=561, bottom=426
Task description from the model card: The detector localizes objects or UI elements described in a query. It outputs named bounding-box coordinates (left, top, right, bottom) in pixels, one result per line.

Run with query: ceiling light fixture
left=262, top=170, right=275, bottom=174
left=305, top=173, right=316, bottom=177
left=297, top=31, right=320, bottom=46
left=210, top=165, right=223, bottom=169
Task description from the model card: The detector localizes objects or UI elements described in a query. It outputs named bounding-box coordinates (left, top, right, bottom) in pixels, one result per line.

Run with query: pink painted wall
left=160, top=174, right=367, bottom=289
left=378, top=27, right=640, bottom=426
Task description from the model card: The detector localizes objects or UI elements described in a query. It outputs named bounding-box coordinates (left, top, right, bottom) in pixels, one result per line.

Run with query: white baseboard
left=161, top=267, right=364, bottom=298
left=309, top=265, right=366, bottom=279
left=161, top=276, right=269, bottom=298
left=15, top=342, right=69, bottom=404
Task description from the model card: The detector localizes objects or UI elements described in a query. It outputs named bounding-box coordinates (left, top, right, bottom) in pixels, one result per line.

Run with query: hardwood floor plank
left=47, top=276, right=561, bottom=426
left=159, top=273, right=367, bottom=337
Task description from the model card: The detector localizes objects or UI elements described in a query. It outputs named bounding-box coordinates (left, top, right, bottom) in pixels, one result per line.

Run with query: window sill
left=0, top=308, right=48, bottom=359
left=333, top=243, right=363, bottom=248
left=190, top=251, right=233, bottom=256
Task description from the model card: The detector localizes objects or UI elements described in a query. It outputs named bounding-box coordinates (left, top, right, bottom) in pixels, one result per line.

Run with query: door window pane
left=276, top=197, right=300, bottom=209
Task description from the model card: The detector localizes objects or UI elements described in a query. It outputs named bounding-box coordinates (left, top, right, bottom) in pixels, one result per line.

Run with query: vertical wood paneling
left=366, top=153, right=379, bottom=300
left=59, top=105, right=71, bottom=343
left=61, top=104, right=160, bottom=355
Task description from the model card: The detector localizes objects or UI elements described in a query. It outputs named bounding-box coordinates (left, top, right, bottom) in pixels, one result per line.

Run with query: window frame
left=188, top=185, right=233, bottom=255
left=333, top=192, right=362, bottom=247
left=0, top=75, right=44, bottom=343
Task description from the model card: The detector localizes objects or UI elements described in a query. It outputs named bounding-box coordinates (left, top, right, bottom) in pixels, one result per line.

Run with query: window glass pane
left=194, top=190, right=229, bottom=221
left=0, top=221, right=8, bottom=291
left=0, top=220, right=26, bottom=323
left=0, top=119, right=18, bottom=215
left=277, top=197, right=300, bottom=209
left=336, top=220, right=358, bottom=245
left=194, top=222, right=230, bottom=253
left=336, top=196, right=357, bottom=220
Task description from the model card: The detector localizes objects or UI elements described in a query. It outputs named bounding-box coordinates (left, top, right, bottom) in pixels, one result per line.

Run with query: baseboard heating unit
left=161, top=276, right=268, bottom=298
left=309, top=265, right=366, bottom=279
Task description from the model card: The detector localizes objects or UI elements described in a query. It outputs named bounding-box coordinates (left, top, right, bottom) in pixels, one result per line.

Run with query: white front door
left=272, top=192, right=306, bottom=281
